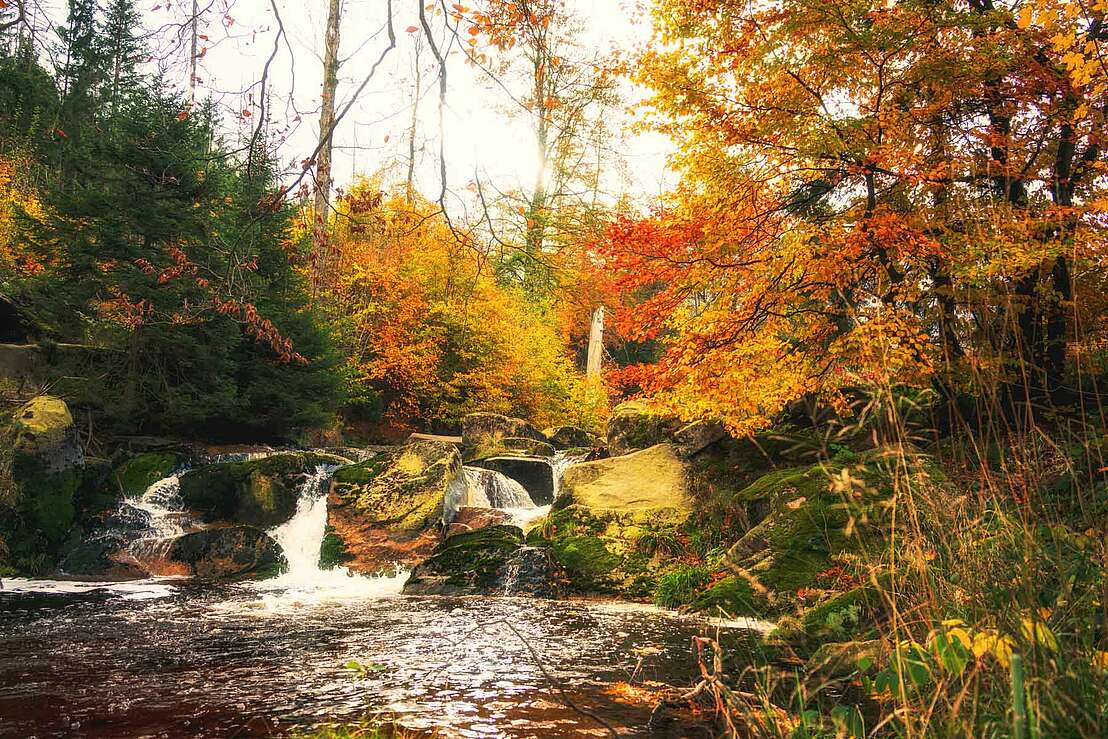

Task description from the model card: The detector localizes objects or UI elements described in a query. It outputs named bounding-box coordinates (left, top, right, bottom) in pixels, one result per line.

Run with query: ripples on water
left=0, top=578, right=767, bottom=738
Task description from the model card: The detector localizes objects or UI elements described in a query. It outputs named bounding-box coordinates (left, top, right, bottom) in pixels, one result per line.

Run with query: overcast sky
left=128, top=0, right=676, bottom=208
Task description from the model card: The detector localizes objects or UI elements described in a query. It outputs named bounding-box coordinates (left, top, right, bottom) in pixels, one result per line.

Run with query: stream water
left=0, top=455, right=769, bottom=738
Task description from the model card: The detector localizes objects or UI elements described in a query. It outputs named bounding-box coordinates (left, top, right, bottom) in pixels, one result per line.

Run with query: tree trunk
left=313, top=0, right=343, bottom=291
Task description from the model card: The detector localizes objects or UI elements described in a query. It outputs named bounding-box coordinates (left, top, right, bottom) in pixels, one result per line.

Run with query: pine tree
left=100, top=0, right=143, bottom=114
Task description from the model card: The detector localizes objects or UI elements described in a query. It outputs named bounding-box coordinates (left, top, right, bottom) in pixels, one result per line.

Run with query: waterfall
left=255, top=465, right=408, bottom=599
left=464, top=467, right=534, bottom=508
left=264, top=465, right=334, bottom=581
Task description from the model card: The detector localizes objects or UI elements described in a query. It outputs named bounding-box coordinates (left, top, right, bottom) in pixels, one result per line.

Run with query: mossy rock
left=558, top=443, right=692, bottom=524
left=543, top=425, right=601, bottom=450
left=605, top=401, right=679, bottom=456
left=179, top=452, right=333, bottom=528
left=526, top=444, right=695, bottom=598
left=320, top=525, right=353, bottom=569
left=527, top=504, right=677, bottom=598
left=461, top=413, right=546, bottom=461
left=466, top=436, right=556, bottom=462
left=403, top=524, right=523, bottom=594
left=114, top=452, right=187, bottom=498
left=10, top=396, right=84, bottom=475
left=327, top=440, right=462, bottom=573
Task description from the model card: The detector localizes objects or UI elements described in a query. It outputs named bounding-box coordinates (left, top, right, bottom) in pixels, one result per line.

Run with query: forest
left=0, top=0, right=1106, bottom=737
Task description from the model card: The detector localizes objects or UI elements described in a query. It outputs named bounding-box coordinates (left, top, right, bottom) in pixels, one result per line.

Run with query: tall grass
left=690, top=369, right=1108, bottom=737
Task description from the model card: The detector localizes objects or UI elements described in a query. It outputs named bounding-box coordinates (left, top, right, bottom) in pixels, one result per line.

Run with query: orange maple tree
left=598, top=0, right=1108, bottom=434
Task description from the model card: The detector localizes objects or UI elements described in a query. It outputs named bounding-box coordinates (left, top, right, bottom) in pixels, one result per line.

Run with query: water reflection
left=0, top=582, right=760, bottom=737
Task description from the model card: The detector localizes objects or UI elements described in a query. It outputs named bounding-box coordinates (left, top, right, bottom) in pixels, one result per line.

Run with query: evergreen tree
left=100, top=0, right=142, bottom=114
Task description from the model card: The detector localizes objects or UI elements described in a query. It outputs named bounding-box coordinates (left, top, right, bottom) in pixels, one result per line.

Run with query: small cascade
left=443, top=466, right=550, bottom=528
left=125, top=473, right=202, bottom=566
left=550, top=450, right=590, bottom=501
left=264, top=465, right=334, bottom=582
left=463, top=467, right=534, bottom=508
left=499, top=545, right=563, bottom=597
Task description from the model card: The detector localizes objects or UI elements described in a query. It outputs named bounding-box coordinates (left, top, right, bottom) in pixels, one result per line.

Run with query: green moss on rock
left=115, top=452, right=185, bottom=498
left=404, top=525, right=523, bottom=594
left=689, top=575, right=764, bottom=617
left=320, top=525, right=353, bottom=569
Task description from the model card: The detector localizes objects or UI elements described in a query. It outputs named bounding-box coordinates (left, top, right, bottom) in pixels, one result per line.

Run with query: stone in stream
left=160, top=525, right=285, bottom=579
left=404, top=524, right=565, bottom=597
left=325, top=439, right=461, bottom=574
left=444, top=506, right=514, bottom=538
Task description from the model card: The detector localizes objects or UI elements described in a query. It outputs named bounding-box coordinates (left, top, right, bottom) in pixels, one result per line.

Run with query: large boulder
left=326, top=440, right=461, bottom=574
left=526, top=443, right=694, bottom=597
left=470, top=456, right=555, bottom=504
left=178, top=452, right=334, bottom=528
left=10, top=395, right=84, bottom=474
left=162, top=525, right=285, bottom=579
left=605, top=401, right=680, bottom=457
left=543, top=425, right=601, bottom=450
left=461, top=412, right=548, bottom=461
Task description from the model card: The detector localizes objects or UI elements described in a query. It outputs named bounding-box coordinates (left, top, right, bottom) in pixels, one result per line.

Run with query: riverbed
left=0, top=576, right=766, bottom=737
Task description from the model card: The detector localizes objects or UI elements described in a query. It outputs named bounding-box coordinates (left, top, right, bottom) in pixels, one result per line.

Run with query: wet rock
left=499, top=545, right=567, bottom=598
left=327, top=440, right=461, bottom=574
left=470, top=456, right=555, bottom=504
left=445, top=506, right=514, bottom=538
left=542, top=425, right=600, bottom=450
left=403, top=525, right=524, bottom=595
left=461, top=412, right=547, bottom=461
left=605, top=401, right=680, bottom=457
left=56, top=535, right=148, bottom=581
left=164, top=525, right=285, bottom=580
left=673, top=419, right=727, bottom=458
left=178, top=452, right=332, bottom=528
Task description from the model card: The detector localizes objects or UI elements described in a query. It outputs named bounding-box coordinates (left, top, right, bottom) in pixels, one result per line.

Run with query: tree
left=599, top=0, right=1108, bottom=433
left=463, top=0, right=620, bottom=298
